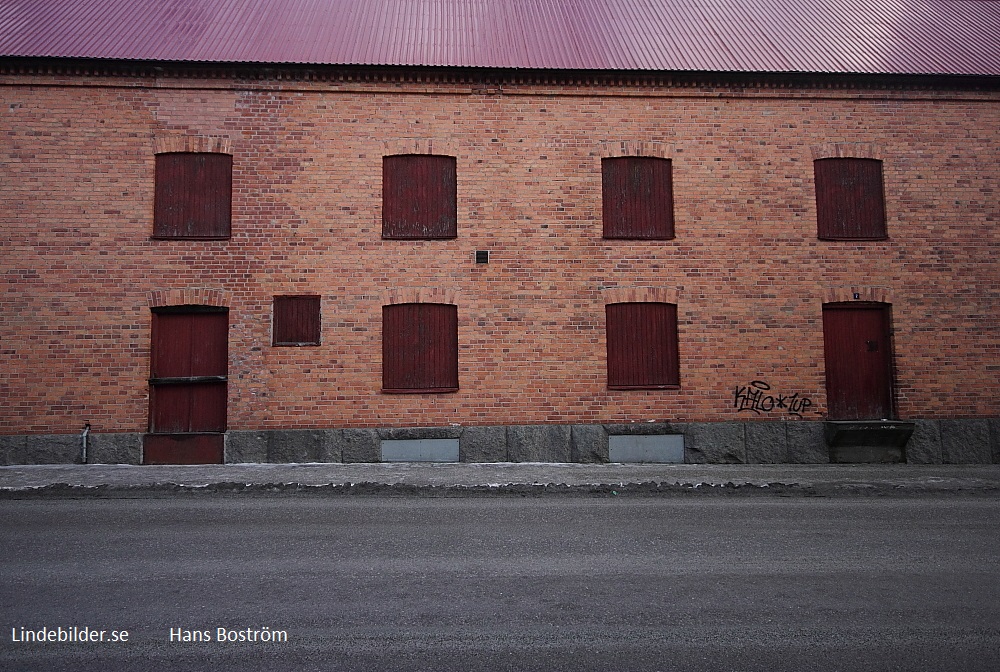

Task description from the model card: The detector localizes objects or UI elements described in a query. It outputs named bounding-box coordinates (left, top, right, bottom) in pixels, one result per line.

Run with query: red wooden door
left=145, top=308, right=228, bottom=464
left=822, top=304, right=894, bottom=420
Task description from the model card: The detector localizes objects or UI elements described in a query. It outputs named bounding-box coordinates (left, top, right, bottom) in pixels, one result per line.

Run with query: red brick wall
left=2, top=70, right=998, bottom=434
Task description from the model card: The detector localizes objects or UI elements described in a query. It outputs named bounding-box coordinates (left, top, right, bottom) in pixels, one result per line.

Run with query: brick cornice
left=4, top=58, right=999, bottom=97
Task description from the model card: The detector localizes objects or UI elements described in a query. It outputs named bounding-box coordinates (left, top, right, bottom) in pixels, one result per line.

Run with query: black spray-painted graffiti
left=734, top=380, right=814, bottom=417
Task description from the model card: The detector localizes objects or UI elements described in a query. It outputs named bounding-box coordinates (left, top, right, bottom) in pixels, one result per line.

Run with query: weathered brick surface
left=1, top=70, right=998, bottom=438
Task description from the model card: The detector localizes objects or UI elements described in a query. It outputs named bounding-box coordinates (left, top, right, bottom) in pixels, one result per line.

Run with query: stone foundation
left=1, top=419, right=998, bottom=466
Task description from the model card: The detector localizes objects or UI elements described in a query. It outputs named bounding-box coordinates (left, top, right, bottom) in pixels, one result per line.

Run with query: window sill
left=151, top=235, right=232, bottom=241
left=608, top=384, right=681, bottom=390
left=382, top=235, right=458, bottom=241
left=149, top=376, right=227, bottom=385
left=382, top=387, right=459, bottom=394
left=603, top=235, right=676, bottom=241
left=817, top=236, right=888, bottom=242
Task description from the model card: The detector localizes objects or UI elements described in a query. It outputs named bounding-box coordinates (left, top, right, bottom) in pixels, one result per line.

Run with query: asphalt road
left=2, top=495, right=999, bottom=671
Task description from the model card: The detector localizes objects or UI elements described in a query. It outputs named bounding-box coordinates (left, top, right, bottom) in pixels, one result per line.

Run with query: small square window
left=382, top=303, right=458, bottom=392
left=382, top=155, right=458, bottom=239
left=814, top=158, right=886, bottom=240
left=273, top=295, right=321, bottom=346
left=606, top=302, right=679, bottom=389
left=154, top=152, right=232, bottom=239
left=602, top=156, right=674, bottom=239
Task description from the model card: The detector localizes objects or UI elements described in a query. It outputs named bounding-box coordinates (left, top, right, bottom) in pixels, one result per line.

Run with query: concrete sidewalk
left=1, top=462, right=999, bottom=496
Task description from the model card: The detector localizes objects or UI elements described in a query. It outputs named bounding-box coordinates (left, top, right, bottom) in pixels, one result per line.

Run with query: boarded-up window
left=602, top=157, right=674, bottom=239
left=383, top=155, right=457, bottom=239
left=606, top=302, right=679, bottom=389
left=273, top=295, right=321, bottom=346
left=154, top=152, right=232, bottom=239
left=382, top=303, right=459, bottom=392
left=814, top=158, right=886, bottom=240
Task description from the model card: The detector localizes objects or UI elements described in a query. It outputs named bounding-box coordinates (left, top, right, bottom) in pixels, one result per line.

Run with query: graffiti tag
left=734, top=380, right=813, bottom=418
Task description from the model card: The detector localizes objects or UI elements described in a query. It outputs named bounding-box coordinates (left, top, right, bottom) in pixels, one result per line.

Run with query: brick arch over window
left=382, top=302, right=459, bottom=393
left=382, top=138, right=459, bottom=158
left=811, top=143, right=887, bottom=241
left=601, top=286, right=680, bottom=305
left=598, top=143, right=676, bottom=240
left=153, top=136, right=234, bottom=155
left=810, top=143, right=884, bottom=161
left=822, top=286, right=894, bottom=305
left=605, top=302, right=680, bottom=389
left=382, top=153, right=457, bottom=239
left=597, top=141, right=675, bottom=160
left=153, top=136, right=234, bottom=239
left=603, top=288, right=682, bottom=390
left=381, top=287, right=461, bottom=393
left=148, top=288, right=230, bottom=309
left=379, top=140, right=460, bottom=241
left=383, top=287, right=459, bottom=306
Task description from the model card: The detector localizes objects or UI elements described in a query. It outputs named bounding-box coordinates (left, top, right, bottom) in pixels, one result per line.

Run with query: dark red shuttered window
left=154, top=152, right=233, bottom=239
left=382, top=155, right=458, bottom=239
left=148, top=309, right=228, bottom=434
left=814, top=158, right=886, bottom=240
left=382, top=303, right=459, bottom=393
left=606, top=302, right=679, bottom=389
left=273, top=295, right=321, bottom=346
left=602, top=157, right=674, bottom=239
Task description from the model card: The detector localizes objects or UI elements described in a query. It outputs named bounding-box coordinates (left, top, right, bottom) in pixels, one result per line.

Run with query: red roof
left=2, top=0, right=999, bottom=76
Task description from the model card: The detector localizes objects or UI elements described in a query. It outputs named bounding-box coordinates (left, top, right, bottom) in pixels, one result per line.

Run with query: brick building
left=1, top=0, right=999, bottom=465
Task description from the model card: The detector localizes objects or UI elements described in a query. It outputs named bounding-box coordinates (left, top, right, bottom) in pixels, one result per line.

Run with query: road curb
left=3, top=479, right=998, bottom=499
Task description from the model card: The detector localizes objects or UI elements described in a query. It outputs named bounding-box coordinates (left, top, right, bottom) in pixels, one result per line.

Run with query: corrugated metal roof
left=1, top=0, right=999, bottom=76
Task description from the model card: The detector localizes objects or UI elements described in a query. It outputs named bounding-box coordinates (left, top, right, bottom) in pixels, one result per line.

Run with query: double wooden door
left=144, top=308, right=228, bottom=464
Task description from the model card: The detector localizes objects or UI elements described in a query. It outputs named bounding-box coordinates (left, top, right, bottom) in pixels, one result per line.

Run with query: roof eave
left=3, top=55, right=1000, bottom=91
